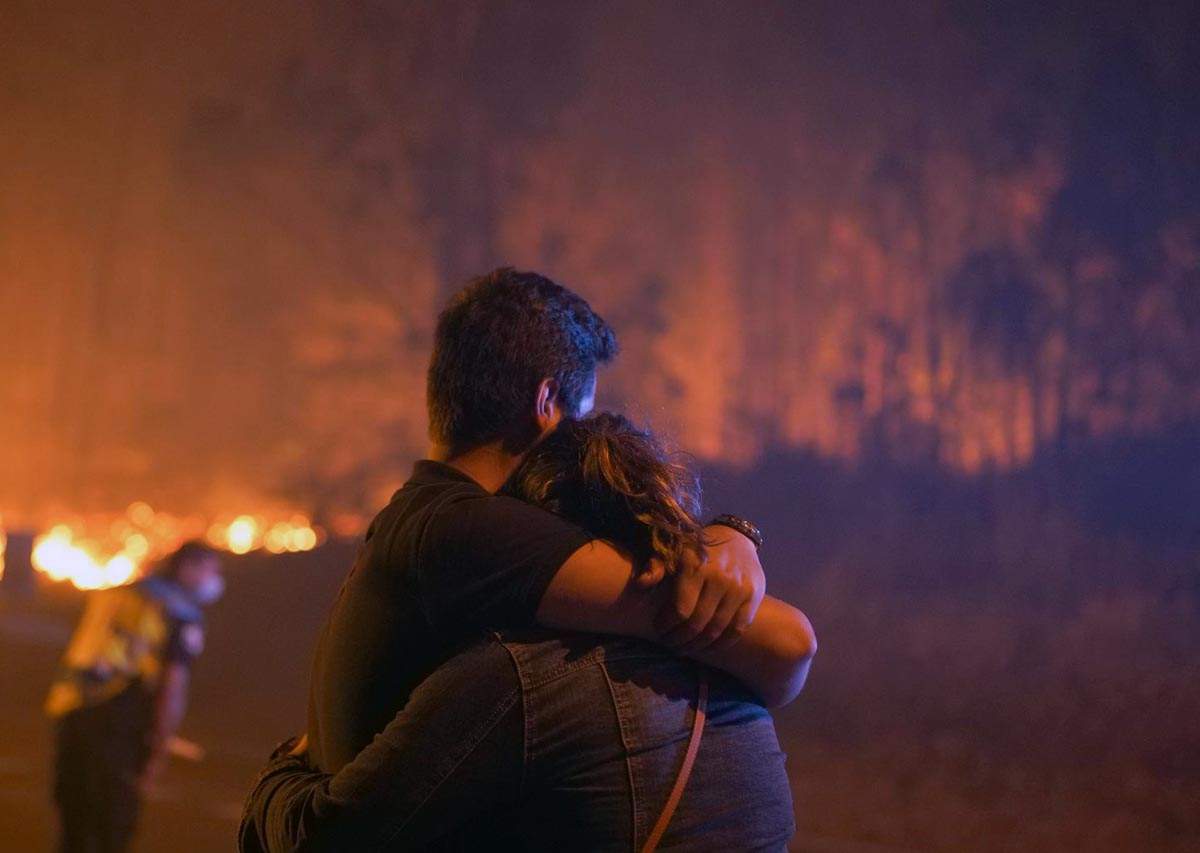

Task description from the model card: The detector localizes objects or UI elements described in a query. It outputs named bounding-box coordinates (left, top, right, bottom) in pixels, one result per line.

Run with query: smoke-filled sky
left=2, top=0, right=1198, bottom=521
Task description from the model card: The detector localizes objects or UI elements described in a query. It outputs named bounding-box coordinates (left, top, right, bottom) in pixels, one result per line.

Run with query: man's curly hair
left=427, top=268, right=617, bottom=454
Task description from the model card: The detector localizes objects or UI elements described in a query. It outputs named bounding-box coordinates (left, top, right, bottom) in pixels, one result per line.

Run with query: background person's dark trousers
left=53, top=684, right=151, bottom=853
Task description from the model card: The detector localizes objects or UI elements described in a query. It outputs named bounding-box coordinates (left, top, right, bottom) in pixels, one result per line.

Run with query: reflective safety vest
left=45, top=578, right=202, bottom=718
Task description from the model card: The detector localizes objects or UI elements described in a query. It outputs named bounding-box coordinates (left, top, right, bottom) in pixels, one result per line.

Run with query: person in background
left=45, top=540, right=224, bottom=853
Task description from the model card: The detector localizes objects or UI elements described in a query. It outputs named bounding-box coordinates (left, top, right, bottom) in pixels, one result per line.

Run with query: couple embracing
left=239, top=268, right=817, bottom=851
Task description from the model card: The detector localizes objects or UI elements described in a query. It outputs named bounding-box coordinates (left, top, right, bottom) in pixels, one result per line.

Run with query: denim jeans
left=239, top=631, right=793, bottom=851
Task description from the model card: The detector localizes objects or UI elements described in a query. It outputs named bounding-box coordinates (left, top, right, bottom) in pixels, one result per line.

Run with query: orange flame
left=205, top=514, right=322, bottom=555
left=32, top=525, right=139, bottom=590
left=29, top=503, right=325, bottom=591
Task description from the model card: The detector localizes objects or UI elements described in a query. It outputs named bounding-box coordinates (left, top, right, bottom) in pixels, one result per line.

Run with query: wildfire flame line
left=22, top=503, right=324, bottom=591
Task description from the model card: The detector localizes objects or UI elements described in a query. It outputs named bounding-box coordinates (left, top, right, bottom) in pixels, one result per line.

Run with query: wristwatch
left=708, top=514, right=764, bottom=550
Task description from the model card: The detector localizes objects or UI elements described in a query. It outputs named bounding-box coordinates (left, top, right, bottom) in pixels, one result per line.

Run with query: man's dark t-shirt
left=307, top=460, right=592, bottom=773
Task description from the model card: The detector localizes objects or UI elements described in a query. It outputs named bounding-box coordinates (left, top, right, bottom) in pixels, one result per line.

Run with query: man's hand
left=649, top=526, right=766, bottom=652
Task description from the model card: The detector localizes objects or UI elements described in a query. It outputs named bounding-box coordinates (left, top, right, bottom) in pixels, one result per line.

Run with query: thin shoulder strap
left=640, top=670, right=709, bottom=853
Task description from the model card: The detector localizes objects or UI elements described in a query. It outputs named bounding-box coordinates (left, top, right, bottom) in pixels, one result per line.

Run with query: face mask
left=191, top=572, right=225, bottom=606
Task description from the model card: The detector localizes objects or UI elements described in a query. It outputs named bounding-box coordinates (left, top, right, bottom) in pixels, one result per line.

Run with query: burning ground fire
left=14, top=502, right=324, bottom=591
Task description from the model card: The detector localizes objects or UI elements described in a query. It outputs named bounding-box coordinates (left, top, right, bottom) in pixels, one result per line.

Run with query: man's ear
left=535, top=377, right=562, bottom=433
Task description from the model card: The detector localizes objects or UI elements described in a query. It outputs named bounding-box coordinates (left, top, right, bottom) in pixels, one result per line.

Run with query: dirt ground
left=3, top=536, right=1197, bottom=852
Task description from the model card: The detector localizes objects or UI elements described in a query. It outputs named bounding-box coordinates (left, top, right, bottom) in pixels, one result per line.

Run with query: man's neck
left=428, top=441, right=522, bottom=493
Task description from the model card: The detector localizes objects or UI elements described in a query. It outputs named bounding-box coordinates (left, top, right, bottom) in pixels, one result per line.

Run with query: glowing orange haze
left=26, top=503, right=323, bottom=590
left=1, top=3, right=1196, bottom=589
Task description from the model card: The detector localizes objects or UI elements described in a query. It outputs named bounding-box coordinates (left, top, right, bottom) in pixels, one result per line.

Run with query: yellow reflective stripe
left=45, top=586, right=173, bottom=716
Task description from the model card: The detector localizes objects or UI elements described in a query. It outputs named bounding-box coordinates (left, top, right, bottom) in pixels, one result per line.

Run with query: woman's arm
left=238, top=640, right=523, bottom=852
left=536, top=533, right=817, bottom=708
left=692, top=597, right=816, bottom=707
